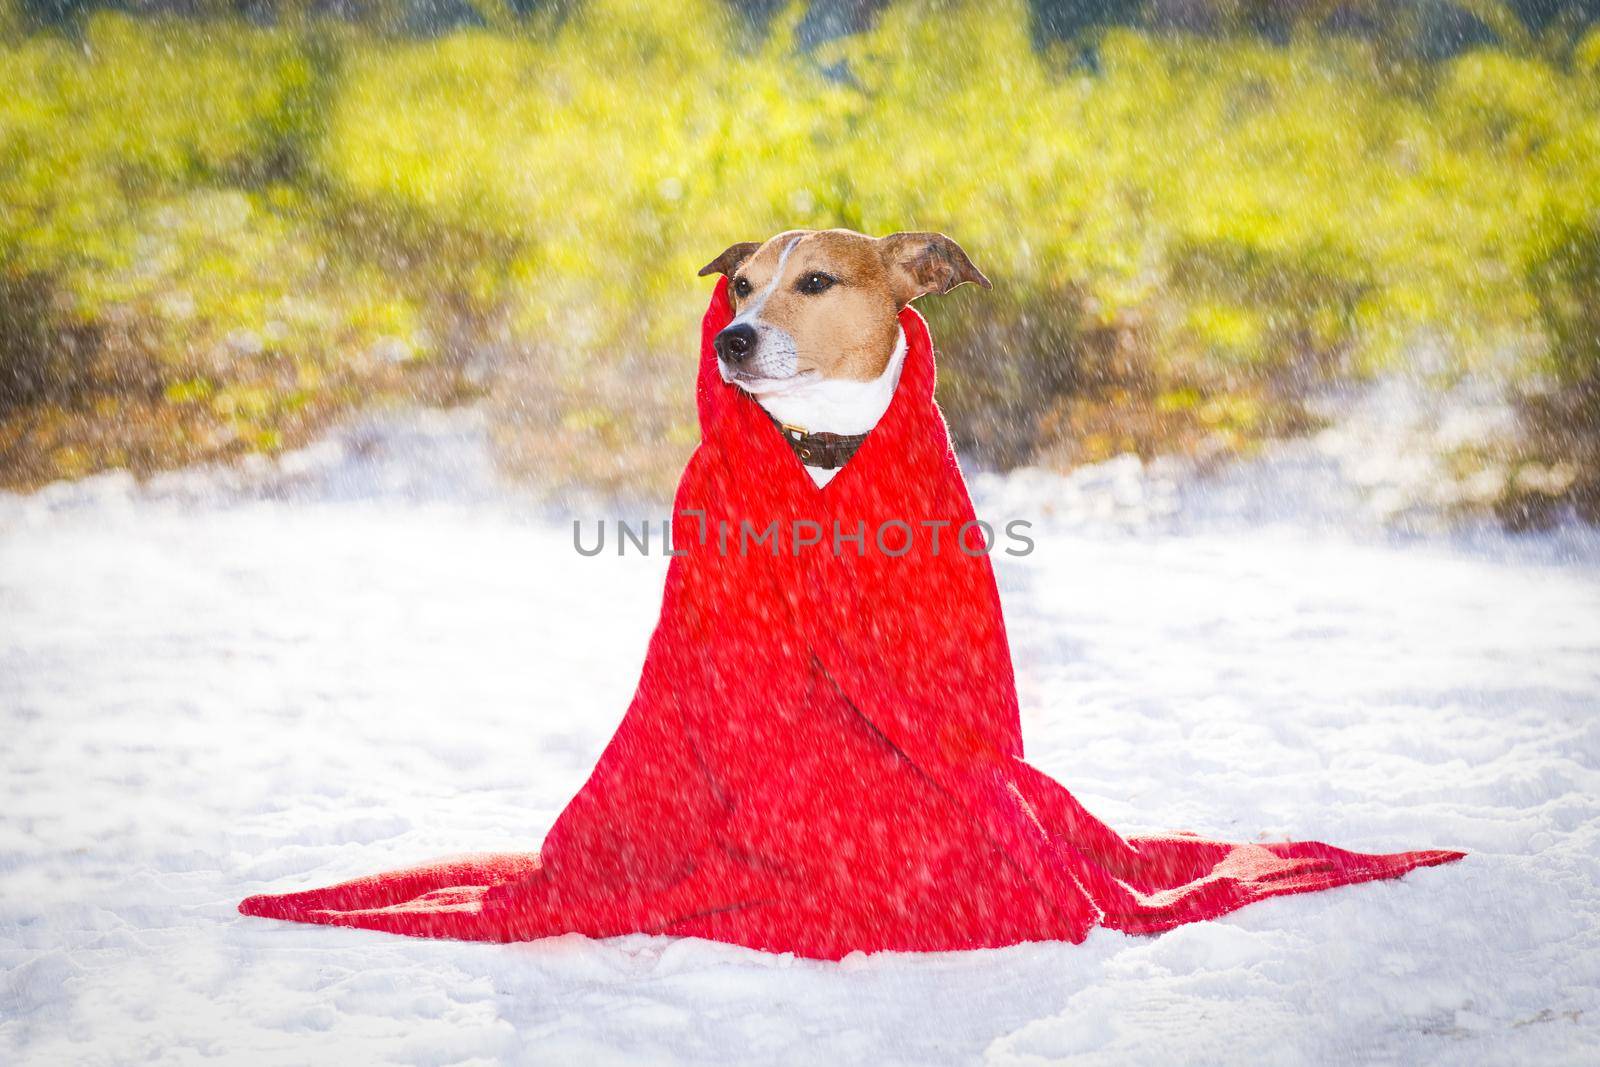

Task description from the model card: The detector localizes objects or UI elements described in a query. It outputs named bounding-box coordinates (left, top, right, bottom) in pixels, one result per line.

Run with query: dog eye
left=796, top=272, right=833, bottom=294
left=732, top=277, right=752, bottom=299
left=796, top=272, right=835, bottom=295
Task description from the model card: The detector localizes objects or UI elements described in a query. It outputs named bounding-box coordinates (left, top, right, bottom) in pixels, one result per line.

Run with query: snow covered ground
left=2, top=407, right=1598, bottom=1066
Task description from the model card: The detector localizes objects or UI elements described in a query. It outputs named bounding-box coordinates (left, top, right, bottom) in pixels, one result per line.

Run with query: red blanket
left=239, top=279, right=1462, bottom=958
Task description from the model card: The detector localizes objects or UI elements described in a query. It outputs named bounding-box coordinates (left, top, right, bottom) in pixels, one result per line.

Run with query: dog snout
left=714, top=323, right=757, bottom=364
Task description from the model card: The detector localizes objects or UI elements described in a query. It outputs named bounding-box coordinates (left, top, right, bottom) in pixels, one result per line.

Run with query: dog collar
left=762, top=410, right=871, bottom=471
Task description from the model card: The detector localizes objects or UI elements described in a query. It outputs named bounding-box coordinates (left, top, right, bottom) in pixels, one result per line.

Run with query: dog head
left=697, top=229, right=989, bottom=393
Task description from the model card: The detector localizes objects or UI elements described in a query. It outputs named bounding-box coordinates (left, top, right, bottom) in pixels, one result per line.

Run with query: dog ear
left=878, top=232, right=991, bottom=305
left=697, top=242, right=761, bottom=279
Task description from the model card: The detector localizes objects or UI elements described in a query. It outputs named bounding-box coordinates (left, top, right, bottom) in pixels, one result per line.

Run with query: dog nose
left=715, top=323, right=757, bottom=363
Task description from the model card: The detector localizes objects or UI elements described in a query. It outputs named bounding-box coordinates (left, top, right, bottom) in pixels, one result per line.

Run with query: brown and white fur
left=698, top=229, right=990, bottom=486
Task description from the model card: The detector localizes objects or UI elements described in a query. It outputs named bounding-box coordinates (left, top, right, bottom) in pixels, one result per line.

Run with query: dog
left=697, top=229, right=990, bottom=486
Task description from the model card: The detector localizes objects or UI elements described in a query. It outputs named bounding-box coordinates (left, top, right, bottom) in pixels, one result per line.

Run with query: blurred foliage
left=1513, top=208, right=1600, bottom=526
left=2, top=1, right=1599, bottom=517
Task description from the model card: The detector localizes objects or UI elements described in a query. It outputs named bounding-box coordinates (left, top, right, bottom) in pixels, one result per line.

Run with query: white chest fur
left=753, top=328, right=907, bottom=487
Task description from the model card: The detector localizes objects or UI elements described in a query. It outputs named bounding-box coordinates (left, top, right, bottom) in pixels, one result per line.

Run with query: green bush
left=0, top=15, right=430, bottom=482
left=1507, top=208, right=1600, bottom=527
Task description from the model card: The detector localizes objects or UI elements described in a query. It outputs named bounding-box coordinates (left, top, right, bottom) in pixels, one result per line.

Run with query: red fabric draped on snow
left=238, top=279, right=1463, bottom=958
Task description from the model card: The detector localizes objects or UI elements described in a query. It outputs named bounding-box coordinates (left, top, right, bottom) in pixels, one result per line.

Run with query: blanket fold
left=239, top=279, right=1463, bottom=958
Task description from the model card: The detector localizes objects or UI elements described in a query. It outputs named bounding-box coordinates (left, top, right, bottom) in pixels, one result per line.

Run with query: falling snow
left=5, top=3, right=1600, bottom=1062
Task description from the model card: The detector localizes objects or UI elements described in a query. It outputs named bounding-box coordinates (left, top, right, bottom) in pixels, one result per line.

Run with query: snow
left=2, top=407, right=1598, bottom=1065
